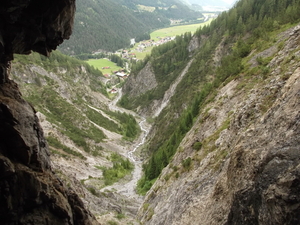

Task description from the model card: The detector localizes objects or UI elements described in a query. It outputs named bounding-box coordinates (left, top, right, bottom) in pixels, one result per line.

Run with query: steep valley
left=11, top=13, right=300, bottom=225
left=137, top=24, right=300, bottom=223
left=120, top=1, right=300, bottom=223
left=1, top=0, right=300, bottom=224
left=10, top=53, right=149, bottom=224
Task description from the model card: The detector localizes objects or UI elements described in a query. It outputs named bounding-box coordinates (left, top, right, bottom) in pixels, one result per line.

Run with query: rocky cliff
left=123, top=62, right=158, bottom=98
left=0, top=1, right=99, bottom=224
left=137, top=24, right=300, bottom=225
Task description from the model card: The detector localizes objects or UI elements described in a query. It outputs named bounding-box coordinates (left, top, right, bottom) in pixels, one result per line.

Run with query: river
left=100, top=88, right=149, bottom=201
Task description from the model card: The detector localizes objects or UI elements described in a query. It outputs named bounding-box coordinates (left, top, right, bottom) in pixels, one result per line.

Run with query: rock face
left=0, top=1, right=99, bottom=224
left=137, top=24, right=300, bottom=225
left=123, top=61, right=158, bottom=98
left=0, top=0, right=75, bottom=83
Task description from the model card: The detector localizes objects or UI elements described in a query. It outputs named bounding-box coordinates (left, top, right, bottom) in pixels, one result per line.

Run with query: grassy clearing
left=96, top=153, right=134, bottom=186
left=86, top=58, right=122, bottom=74
left=137, top=4, right=155, bottom=12
left=131, top=47, right=154, bottom=59
left=130, top=19, right=213, bottom=60
left=150, top=19, right=213, bottom=41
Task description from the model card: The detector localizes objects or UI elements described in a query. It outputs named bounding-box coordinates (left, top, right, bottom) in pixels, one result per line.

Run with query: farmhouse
left=116, top=72, right=126, bottom=77
left=110, top=88, right=118, bottom=93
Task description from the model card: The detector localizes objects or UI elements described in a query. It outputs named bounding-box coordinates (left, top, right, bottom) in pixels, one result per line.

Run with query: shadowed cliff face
left=0, top=1, right=100, bottom=224
left=0, top=0, right=75, bottom=83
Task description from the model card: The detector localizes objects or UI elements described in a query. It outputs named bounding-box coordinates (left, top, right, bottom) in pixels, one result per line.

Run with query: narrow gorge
left=1, top=0, right=300, bottom=225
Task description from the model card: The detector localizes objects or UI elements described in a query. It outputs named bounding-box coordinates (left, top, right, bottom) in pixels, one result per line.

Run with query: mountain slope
left=59, top=0, right=165, bottom=54
left=120, top=0, right=300, bottom=223
left=138, top=24, right=300, bottom=224
left=59, top=0, right=202, bottom=55
left=0, top=1, right=100, bottom=224
left=10, top=51, right=143, bottom=224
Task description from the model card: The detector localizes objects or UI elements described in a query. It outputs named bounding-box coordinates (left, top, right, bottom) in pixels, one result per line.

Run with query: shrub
left=107, top=220, right=118, bottom=225
left=116, top=213, right=125, bottom=220
left=192, top=141, right=202, bottom=151
left=100, top=153, right=134, bottom=186
left=182, top=157, right=192, bottom=170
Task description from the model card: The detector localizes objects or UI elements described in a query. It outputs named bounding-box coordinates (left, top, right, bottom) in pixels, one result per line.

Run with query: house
left=110, top=88, right=118, bottom=93
left=116, top=72, right=126, bottom=77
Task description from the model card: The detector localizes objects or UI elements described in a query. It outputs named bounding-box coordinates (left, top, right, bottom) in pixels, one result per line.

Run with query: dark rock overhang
left=0, top=0, right=75, bottom=83
left=0, top=1, right=100, bottom=224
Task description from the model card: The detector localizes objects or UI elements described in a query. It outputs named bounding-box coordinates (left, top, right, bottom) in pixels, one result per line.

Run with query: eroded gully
left=100, top=88, right=150, bottom=201
left=99, top=58, right=194, bottom=201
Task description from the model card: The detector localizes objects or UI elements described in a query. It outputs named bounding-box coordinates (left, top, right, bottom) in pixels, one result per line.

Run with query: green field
left=86, top=58, right=122, bottom=74
left=131, top=18, right=213, bottom=59
left=150, top=19, right=213, bottom=41
left=87, top=19, right=213, bottom=64
left=131, top=47, right=154, bottom=59
left=137, top=4, right=155, bottom=12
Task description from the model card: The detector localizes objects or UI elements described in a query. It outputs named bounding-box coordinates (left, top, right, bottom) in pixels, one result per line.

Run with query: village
left=120, top=36, right=175, bottom=60
left=99, top=36, right=176, bottom=94
left=90, top=13, right=219, bottom=91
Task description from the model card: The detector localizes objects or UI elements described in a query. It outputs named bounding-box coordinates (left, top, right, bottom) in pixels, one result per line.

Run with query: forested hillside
left=121, top=0, right=300, bottom=195
left=124, top=0, right=202, bottom=20
left=59, top=0, right=202, bottom=55
left=59, top=0, right=164, bottom=54
left=123, top=0, right=300, bottom=223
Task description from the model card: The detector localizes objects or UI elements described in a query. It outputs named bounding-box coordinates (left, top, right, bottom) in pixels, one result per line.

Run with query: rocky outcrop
left=0, top=80, right=99, bottom=225
left=0, top=1, right=100, bottom=224
left=0, top=0, right=75, bottom=83
left=188, top=36, right=199, bottom=53
left=138, top=24, right=300, bottom=225
left=123, top=61, right=158, bottom=98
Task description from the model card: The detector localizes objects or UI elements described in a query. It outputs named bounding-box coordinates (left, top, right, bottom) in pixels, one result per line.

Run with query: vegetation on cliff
left=122, top=0, right=300, bottom=194
left=12, top=51, right=140, bottom=155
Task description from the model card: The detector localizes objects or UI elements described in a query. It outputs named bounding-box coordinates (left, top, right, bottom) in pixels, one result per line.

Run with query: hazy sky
left=223, top=0, right=237, bottom=4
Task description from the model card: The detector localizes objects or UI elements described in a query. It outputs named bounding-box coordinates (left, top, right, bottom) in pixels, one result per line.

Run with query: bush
left=107, top=220, right=118, bottom=225
left=101, top=153, right=134, bottom=186
left=116, top=213, right=125, bottom=220
left=182, top=157, right=192, bottom=170
left=192, top=141, right=202, bottom=151
left=87, top=186, right=99, bottom=196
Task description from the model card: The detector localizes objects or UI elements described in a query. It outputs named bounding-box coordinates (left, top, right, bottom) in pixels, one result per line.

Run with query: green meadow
left=86, top=58, right=122, bottom=73
left=150, top=19, right=213, bottom=41
left=87, top=18, right=213, bottom=66
left=131, top=18, right=213, bottom=59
